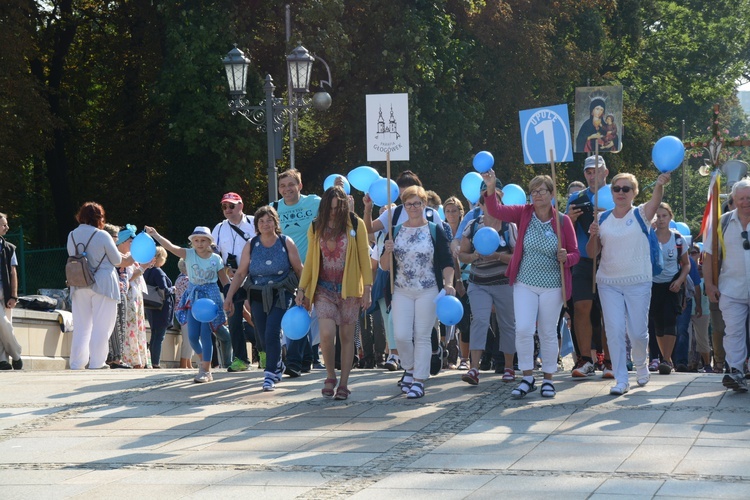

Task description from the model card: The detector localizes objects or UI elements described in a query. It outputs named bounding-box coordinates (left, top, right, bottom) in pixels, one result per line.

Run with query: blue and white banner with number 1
left=518, top=104, right=573, bottom=165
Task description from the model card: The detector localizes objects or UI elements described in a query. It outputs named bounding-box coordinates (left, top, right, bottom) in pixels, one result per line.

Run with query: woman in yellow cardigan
left=296, top=186, right=373, bottom=400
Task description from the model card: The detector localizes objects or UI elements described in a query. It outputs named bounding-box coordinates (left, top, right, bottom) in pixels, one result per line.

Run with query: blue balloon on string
left=473, top=227, right=501, bottom=255
left=674, top=222, right=690, bottom=236
left=596, top=184, right=615, bottom=210
left=669, top=220, right=677, bottom=229
left=131, top=232, right=157, bottom=264
left=347, top=166, right=380, bottom=192
left=436, top=295, right=464, bottom=326
left=501, top=184, right=526, bottom=205
left=368, top=177, right=399, bottom=207
left=652, top=136, right=685, bottom=173
left=461, top=172, right=483, bottom=204
left=472, top=151, right=494, bottom=173
left=191, top=298, right=219, bottom=323
left=437, top=205, right=445, bottom=220
left=323, top=174, right=351, bottom=195
left=281, top=306, right=311, bottom=340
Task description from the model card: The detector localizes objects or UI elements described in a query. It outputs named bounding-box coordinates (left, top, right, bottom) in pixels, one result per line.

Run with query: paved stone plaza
left=1, top=368, right=749, bottom=499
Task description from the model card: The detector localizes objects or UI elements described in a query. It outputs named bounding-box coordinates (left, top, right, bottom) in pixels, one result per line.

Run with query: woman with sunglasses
left=480, top=171, right=579, bottom=399
left=587, top=172, right=671, bottom=395
left=648, top=203, right=690, bottom=375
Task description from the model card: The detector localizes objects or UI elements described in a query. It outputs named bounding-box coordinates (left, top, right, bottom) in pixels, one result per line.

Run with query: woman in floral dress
left=116, top=225, right=149, bottom=368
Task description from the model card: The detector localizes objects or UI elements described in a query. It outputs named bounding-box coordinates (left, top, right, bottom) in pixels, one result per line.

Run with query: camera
left=226, top=253, right=238, bottom=270
left=575, top=201, right=594, bottom=214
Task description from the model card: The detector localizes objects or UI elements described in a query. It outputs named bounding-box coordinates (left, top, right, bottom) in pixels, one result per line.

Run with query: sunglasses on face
left=611, top=185, right=633, bottom=193
left=742, top=231, right=750, bottom=250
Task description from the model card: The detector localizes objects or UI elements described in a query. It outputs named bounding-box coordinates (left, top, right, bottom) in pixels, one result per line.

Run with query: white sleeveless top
left=596, top=204, right=652, bottom=286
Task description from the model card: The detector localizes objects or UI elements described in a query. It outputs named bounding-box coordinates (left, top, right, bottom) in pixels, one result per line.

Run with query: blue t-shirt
left=185, top=248, right=223, bottom=285
left=275, top=194, right=321, bottom=264
left=566, top=189, right=594, bottom=259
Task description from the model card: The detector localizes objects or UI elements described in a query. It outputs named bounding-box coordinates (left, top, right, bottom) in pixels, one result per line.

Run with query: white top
left=653, top=232, right=682, bottom=284
left=704, top=209, right=750, bottom=300
left=67, top=224, right=122, bottom=300
left=596, top=204, right=652, bottom=286
left=212, top=215, right=256, bottom=264
left=376, top=205, right=443, bottom=228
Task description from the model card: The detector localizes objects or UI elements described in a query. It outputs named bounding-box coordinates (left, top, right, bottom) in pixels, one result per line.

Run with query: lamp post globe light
left=223, top=44, right=332, bottom=203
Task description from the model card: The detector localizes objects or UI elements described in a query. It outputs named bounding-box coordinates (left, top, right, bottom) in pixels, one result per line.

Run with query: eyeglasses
left=221, top=204, right=239, bottom=210
left=612, top=186, right=633, bottom=193
left=404, top=201, right=423, bottom=209
left=742, top=231, right=750, bottom=250
left=530, top=188, right=549, bottom=196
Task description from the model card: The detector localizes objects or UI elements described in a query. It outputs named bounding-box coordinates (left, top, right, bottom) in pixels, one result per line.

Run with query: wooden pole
left=550, top=149, right=567, bottom=303
left=387, top=151, right=394, bottom=294
left=711, top=178, right=719, bottom=285
left=591, top=142, right=600, bottom=293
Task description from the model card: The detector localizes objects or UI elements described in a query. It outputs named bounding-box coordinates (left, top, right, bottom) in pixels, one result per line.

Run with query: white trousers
left=598, top=281, right=651, bottom=385
left=513, top=283, right=562, bottom=374
left=0, top=302, right=21, bottom=363
left=70, top=288, right=118, bottom=370
left=718, top=294, right=750, bottom=372
left=392, top=286, right=439, bottom=380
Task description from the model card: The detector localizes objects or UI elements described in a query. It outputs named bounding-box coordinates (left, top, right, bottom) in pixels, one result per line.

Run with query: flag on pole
left=699, top=171, right=725, bottom=260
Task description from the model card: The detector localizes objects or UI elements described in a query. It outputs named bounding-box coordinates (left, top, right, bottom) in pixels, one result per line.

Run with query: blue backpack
left=599, top=208, right=663, bottom=276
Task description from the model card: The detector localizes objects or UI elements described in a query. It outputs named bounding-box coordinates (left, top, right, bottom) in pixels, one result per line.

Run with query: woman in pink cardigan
left=481, top=170, right=579, bottom=399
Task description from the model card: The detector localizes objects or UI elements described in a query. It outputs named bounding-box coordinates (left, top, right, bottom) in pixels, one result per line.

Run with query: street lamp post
left=223, top=45, right=332, bottom=203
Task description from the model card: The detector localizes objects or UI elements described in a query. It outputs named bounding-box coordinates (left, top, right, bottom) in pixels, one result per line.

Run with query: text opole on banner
left=518, top=104, right=574, bottom=164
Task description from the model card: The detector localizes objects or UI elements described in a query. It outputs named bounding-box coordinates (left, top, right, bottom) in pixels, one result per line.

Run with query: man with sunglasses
left=566, top=155, right=611, bottom=378
left=703, top=178, right=750, bottom=392
left=212, top=192, right=256, bottom=372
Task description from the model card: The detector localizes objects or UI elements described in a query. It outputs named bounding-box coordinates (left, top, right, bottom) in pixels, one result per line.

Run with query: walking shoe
left=572, top=360, right=595, bottom=378
left=194, top=370, right=213, bottom=383
left=430, top=345, right=443, bottom=376
left=0, top=361, right=11, bottom=370
left=461, top=368, right=479, bottom=385
left=479, top=353, right=492, bottom=371
left=699, top=364, right=713, bottom=373
left=722, top=369, right=749, bottom=392
left=602, top=361, right=614, bottom=379
left=609, top=382, right=630, bottom=395
left=649, top=359, right=660, bottom=372
left=457, top=359, right=469, bottom=370
left=11, top=357, right=22, bottom=370
left=636, top=364, right=650, bottom=387
left=312, top=362, right=325, bottom=370
left=284, top=365, right=302, bottom=378
left=384, top=354, right=401, bottom=372
left=227, top=357, right=249, bottom=372
left=258, top=351, right=266, bottom=370
left=262, top=376, right=276, bottom=392
left=658, top=360, right=673, bottom=375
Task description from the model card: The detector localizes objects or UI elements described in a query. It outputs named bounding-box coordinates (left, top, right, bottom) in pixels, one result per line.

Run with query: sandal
left=322, top=377, right=337, bottom=397
left=406, top=381, right=425, bottom=399
left=398, top=371, right=414, bottom=394
left=540, top=380, right=556, bottom=398
left=501, top=368, right=515, bottom=382
left=334, top=385, right=351, bottom=400
left=511, top=378, right=536, bottom=399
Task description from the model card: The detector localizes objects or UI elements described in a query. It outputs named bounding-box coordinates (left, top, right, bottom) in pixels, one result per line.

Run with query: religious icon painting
left=574, top=86, right=623, bottom=154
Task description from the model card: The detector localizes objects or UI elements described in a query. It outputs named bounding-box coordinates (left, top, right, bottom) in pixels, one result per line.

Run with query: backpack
left=65, top=232, right=106, bottom=287
left=599, top=208, right=663, bottom=276
left=389, top=205, right=436, bottom=231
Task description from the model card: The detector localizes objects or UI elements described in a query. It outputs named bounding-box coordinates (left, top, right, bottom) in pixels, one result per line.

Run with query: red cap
left=220, top=192, right=243, bottom=205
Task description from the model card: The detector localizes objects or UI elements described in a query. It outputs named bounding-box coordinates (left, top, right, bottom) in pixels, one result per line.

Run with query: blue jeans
left=187, top=313, right=214, bottom=363
left=149, top=325, right=167, bottom=367
left=251, top=298, right=289, bottom=374
left=673, top=298, right=692, bottom=366
left=227, top=298, right=250, bottom=364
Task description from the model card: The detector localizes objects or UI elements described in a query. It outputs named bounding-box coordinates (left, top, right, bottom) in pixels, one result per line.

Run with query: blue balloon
left=473, top=226, right=501, bottom=255
left=437, top=205, right=445, bottom=220
left=674, top=222, right=690, bottom=236
left=596, top=184, right=615, bottom=210
left=501, top=184, right=526, bottom=205
left=191, top=298, right=219, bottom=323
left=323, top=174, right=351, bottom=195
left=652, top=135, right=685, bottom=173
left=669, top=220, right=677, bottom=229
left=368, top=177, right=399, bottom=207
left=461, top=172, right=483, bottom=204
left=131, top=232, right=157, bottom=264
left=472, top=151, right=494, bottom=173
left=436, top=295, right=464, bottom=326
left=281, top=306, right=311, bottom=340
left=347, top=166, right=380, bottom=192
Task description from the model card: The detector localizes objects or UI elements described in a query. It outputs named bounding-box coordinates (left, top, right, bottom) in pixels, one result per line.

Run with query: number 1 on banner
left=534, top=120, right=556, bottom=162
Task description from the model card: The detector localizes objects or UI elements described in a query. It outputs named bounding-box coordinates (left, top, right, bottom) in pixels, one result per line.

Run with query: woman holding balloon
left=481, top=171, right=579, bottom=399
left=145, top=225, right=226, bottom=383
left=223, top=206, right=304, bottom=392
left=380, top=185, right=455, bottom=399
left=296, top=186, right=372, bottom=400
left=116, top=224, right=149, bottom=369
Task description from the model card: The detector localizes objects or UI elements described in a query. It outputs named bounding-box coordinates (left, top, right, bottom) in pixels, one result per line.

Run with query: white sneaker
left=384, top=354, right=401, bottom=372
left=602, top=362, right=615, bottom=379
left=636, top=364, right=650, bottom=387
left=572, top=360, right=595, bottom=377
left=610, top=382, right=630, bottom=395
left=194, top=370, right=213, bottom=383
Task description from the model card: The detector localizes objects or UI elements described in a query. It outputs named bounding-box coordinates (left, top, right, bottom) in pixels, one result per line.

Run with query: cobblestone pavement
left=1, top=366, right=749, bottom=499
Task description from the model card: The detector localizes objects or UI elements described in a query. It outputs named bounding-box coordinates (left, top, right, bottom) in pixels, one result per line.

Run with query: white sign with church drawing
left=366, top=93, right=410, bottom=161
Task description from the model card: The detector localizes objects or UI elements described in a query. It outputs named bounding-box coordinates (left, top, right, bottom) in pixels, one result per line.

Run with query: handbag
left=143, top=285, right=165, bottom=310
